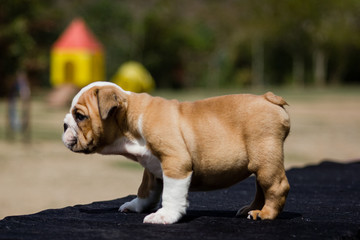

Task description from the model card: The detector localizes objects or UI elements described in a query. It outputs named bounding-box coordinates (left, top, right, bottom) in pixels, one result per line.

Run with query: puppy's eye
left=75, top=112, right=87, bottom=122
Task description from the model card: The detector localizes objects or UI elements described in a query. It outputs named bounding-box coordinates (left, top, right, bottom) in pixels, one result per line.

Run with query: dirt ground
left=0, top=88, right=359, bottom=219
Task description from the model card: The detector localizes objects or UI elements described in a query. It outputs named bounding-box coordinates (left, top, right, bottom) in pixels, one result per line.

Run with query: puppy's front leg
left=119, top=169, right=162, bottom=213
left=143, top=172, right=192, bottom=224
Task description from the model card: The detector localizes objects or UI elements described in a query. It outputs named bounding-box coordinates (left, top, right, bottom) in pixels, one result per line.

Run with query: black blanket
left=1, top=161, right=359, bottom=240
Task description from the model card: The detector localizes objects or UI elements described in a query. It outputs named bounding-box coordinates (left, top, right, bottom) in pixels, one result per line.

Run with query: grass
left=111, top=160, right=143, bottom=170
left=0, top=99, right=64, bottom=142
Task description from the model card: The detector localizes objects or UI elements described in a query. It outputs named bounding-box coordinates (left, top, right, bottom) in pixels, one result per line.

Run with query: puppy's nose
left=64, top=123, right=69, bottom=132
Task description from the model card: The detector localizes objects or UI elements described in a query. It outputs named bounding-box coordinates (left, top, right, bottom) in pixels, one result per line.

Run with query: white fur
left=120, top=197, right=153, bottom=213
left=99, top=115, right=163, bottom=179
left=137, top=115, right=144, bottom=137
left=143, top=173, right=192, bottom=224
left=70, top=81, right=131, bottom=111
left=119, top=184, right=162, bottom=213
left=62, top=113, right=78, bottom=149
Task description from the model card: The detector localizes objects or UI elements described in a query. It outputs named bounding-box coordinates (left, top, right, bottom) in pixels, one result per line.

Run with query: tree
left=0, top=0, right=61, bottom=96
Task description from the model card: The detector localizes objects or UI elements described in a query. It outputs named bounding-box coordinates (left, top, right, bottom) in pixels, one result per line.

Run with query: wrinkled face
left=62, top=82, right=128, bottom=154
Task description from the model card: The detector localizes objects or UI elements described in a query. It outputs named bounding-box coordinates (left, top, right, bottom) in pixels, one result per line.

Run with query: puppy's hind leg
left=247, top=168, right=289, bottom=220
left=245, top=140, right=290, bottom=220
left=119, top=169, right=162, bottom=213
left=236, top=180, right=265, bottom=217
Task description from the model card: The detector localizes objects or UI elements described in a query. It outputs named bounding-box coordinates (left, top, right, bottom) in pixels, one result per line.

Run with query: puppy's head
left=62, top=82, right=129, bottom=154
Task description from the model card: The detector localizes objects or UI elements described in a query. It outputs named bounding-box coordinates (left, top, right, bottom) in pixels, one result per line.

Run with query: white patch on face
left=143, top=173, right=193, bottom=224
left=99, top=114, right=163, bottom=179
left=70, top=81, right=131, bottom=111
left=63, top=81, right=130, bottom=151
left=62, top=113, right=78, bottom=150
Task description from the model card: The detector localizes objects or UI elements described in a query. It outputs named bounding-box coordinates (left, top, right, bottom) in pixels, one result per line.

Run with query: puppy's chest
left=138, top=155, right=162, bottom=179
left=101, top=137, right=162, bottom=179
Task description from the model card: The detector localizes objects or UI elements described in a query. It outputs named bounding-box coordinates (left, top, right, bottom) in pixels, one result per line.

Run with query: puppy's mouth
left=64, top=138, right=77, bottom=150
left=72, top=148, right=95, bottom=154
left=73, top=148, right=94, bottom=154
left=62, top=128, right=96, bottom=154
left=68, top=139, right=96, bottom=154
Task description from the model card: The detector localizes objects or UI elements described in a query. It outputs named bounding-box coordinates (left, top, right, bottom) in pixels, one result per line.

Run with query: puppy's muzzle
left=63, top=124, right=77, bottom=149
left=64, top=137, right=77, bottom=149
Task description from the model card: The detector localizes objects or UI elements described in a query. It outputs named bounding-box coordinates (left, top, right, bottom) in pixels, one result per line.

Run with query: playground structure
left=49, top=18, right=155, bottom=107
left=49, top=18, right=105, bottom=107
left=111, top=61, right=155, bottom=93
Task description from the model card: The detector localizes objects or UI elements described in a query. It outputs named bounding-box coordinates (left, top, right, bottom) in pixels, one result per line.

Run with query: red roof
left=53, top=18, right=103, bottom=51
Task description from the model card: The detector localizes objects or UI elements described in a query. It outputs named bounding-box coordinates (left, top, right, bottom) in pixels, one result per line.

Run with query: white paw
left=119, top=198, right=143, bottom=213
left=143, top=208, right=183, bottom=224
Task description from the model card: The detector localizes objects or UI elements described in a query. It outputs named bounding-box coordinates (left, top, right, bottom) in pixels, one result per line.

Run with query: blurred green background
left=2, top=0, right=360, bottom=92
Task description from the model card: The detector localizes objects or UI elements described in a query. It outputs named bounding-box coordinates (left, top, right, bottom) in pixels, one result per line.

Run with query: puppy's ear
left=96, top=87, right=125, bottom=120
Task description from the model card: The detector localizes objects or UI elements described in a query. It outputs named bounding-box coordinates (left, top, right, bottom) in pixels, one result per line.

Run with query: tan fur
left=68, top=86, right=290, bottom=220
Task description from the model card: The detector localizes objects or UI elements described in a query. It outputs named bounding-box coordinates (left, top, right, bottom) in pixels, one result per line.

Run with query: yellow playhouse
left=50, top=18, right=104, bottom=88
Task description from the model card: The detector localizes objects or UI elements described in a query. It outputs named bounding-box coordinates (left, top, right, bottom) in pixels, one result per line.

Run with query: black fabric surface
left=0, top=160, right=359, bottom=240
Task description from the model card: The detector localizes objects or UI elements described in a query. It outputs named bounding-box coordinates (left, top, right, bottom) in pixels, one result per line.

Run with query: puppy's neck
left=97, top=93, right=151, bottom=158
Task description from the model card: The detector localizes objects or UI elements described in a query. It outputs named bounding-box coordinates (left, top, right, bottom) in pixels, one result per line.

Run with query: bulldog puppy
left=62, top=81, right=290, bottom=224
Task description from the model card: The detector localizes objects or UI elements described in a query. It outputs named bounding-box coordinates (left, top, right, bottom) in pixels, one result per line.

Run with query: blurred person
left=6, top=71, right=31, bottom=142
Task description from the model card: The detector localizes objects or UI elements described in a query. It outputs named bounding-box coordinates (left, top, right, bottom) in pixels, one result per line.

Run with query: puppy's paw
left=247, top=210, right=262, bottom=220
left=119, top=198, right=145, bottom=213
left=247, top=209, right=276, bottom=220
left=143, top=208, right=182, bottom=224
left=236, top=205, right=252, bottom=217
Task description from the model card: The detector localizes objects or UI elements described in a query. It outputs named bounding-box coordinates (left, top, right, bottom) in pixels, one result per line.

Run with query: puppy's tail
left=264, top=92, right=288, bottom=107
left=264, top=92, right=290, bottom=140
